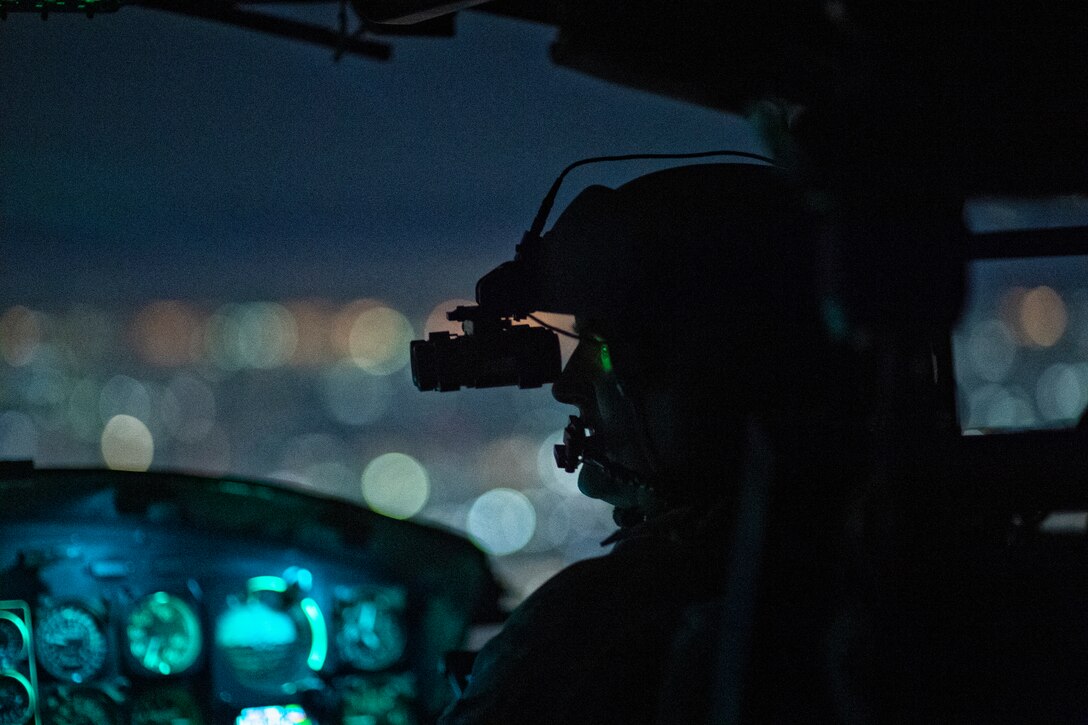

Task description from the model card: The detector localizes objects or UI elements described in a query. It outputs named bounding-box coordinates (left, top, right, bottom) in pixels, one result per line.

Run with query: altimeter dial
left=35, top=603, right=108, bottom=683
left=126, top=592, right=202, bottom=677
left=0, top=673, right=34, bottom=725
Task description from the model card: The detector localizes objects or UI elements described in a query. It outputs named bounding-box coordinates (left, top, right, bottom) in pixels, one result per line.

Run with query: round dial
left=41, top=688, right=120, bottom=725
left=126, top=592, right=203, bottom=676
left=337, top=596, right=406, bottom=671
left=0, top=612, right=28, bottom=665
left=0, top=673, right=34, bottom=725
left=342, top=673, right=415, bottom=724
left=35, top=604, right=108, bottom=683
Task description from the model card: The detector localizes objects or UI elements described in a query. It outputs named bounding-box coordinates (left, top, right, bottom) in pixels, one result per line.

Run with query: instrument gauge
left=40, top=687, right=120, bottom=725
left=0, top=673, right=34, bottom=725
left=126, top=592, right=202, bottom=677
left=216, top=598, right=305, bottom=689
left=35, top=603, right=108, bottom=683
left=337, top=590, right=407, bottom=672
left=0, top=612, right=28, bottom=666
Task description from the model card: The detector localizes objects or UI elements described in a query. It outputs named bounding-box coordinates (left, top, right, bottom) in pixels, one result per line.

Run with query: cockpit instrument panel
left=0, top=468, right=499, bottom=724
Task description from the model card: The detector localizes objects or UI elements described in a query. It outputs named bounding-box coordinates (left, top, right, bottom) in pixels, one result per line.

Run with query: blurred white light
left=361, top=453, right=430, bottom=519
left=331, top=299, right=382, bottom=356
left=132, top=301, right=201, bottom=366
left=242, top=302, right=297, bottom=367
left=348, top=306, right=414, bottom=375
left=1036, top=363, right=1088, bottom=422
left=968, top=384, right=1036, bottom=430
left=206, top=303, right=297, bottom=369
left=99, top=375, right=152, bottom=424
left=0, top=411, right=37, bottom=459
left=321, top=363, right=393, bottom=426
left=101, top=414, right=154, bottom=471
left=537, top=431, right=580, bottom=496
left=467, top=488, right=537, bottom=556
left=1039, top=511, right=1088, bottom=535
left=205, top=306, right=241, bottom=370
left=967, top=319, right=1017, bottom=382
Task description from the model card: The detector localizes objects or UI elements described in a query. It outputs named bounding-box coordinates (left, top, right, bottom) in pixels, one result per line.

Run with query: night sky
left=1, top=8, right=757, bottom=310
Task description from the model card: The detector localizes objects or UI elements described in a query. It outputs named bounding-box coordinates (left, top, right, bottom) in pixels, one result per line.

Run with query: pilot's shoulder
left=440, top=551, right=686, bottom=724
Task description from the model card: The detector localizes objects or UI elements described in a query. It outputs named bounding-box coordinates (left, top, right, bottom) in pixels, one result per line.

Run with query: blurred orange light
left=1020, top=286, right=1068, bottom=347
left=285, top=300, right=333, bottom=367
left=478, top=436, right=540, bottom=490
left=132, top=301, right=201, bottom=366
left=424, top=298, right=475, bottom=336
left=525, top=312, right=578, bottom=366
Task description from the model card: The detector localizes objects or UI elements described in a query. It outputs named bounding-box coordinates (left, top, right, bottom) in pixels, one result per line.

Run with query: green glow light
left=0, top=609, right=29, bottom=661
left=300, top=598, right=327, bottom=671
left=220, top=481, right=254, bottom=496
left=126, top=591, right=203, bottom=676
left=218, top=480, right=274, bottom=501
left=599, top=343, right=613, bottom=374
left=821, top=297, right=849, bottom=341
left=247, top=576, right=288, bottom=594
left=216, top=603, right=296, bottom=648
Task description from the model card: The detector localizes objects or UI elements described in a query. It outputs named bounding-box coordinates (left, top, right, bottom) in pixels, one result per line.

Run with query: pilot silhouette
left=436, top=161, right=844, bottom=723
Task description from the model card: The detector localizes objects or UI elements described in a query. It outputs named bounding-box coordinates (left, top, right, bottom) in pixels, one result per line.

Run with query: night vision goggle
left=409, top=150, right=775, bottom=395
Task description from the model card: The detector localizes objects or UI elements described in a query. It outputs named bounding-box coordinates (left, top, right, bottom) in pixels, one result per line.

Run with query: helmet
left=414, top=161, right=834, bottom=515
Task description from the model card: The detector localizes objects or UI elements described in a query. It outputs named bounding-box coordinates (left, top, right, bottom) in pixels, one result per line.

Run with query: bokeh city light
left=101, top=414, right=155, bottom=471
left=956, top=257, right=1088, bottom=431
left=348, top=306, right=414, bottom=375
left=467, top=488, right=537, bottom=556
left=361, top=452, right=431, bottom=520
left=0, top=299, right=614, bottom=602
